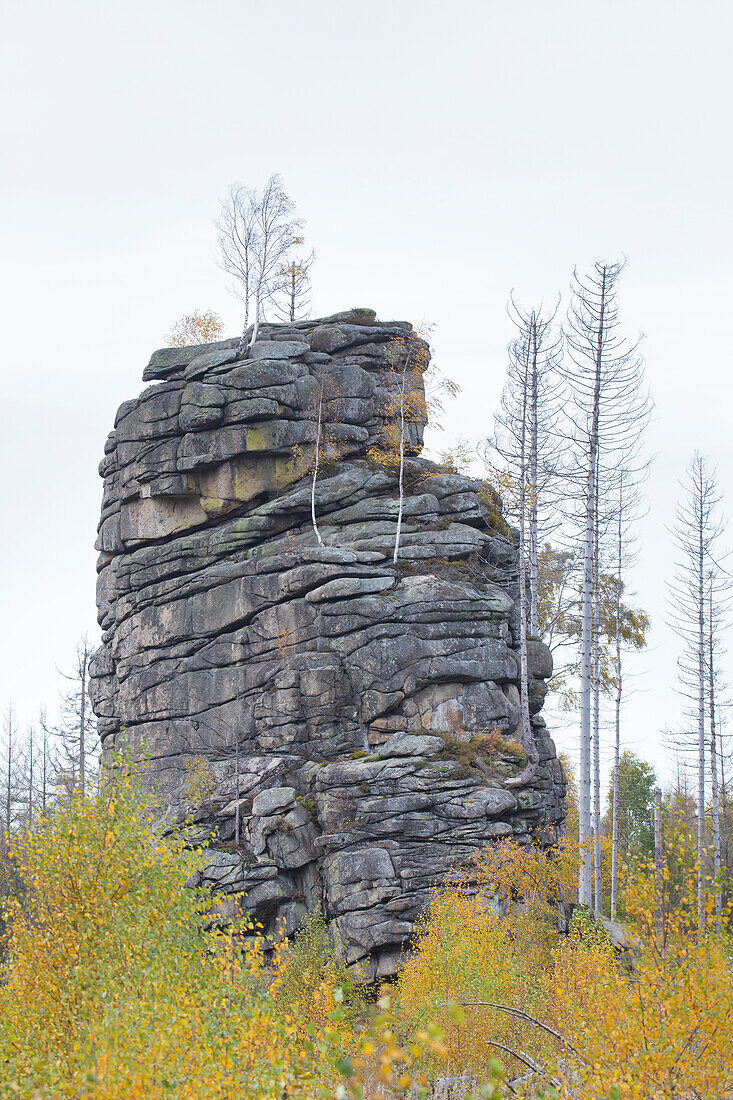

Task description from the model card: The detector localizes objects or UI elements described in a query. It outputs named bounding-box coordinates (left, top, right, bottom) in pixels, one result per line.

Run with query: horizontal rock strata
left=91, top=309, right=566, bottom=979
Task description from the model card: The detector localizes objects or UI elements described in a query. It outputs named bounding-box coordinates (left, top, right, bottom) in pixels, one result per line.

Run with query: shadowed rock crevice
left=91, top=310, right=566, bottom=980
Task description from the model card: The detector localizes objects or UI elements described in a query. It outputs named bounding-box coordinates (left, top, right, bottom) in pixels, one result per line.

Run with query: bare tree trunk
left=79, top=641, right=87, bottom=799
left=40, top=707, right=49, bottom=815
left=578, top=269, right=607, bottom=906
left=42, top=723, right=48, bottom=814
left=310, top=375, right=325, bottom=547
left=250, top=294, right=261, bottom=350
left=528, top=314, right=540, bottom=638
left=27, top=726, right=34, bottom=828
left=708, top=579, right=722, bottom=920
left=697, top=493, right=706, bottom=940
left=720, top=749, right=729, bottom=892
left=517, top=347, right=535, bottom=766
left=393, top=361, right=409, bottom=565
left=592, top=469, right=602, bottom=915
left=611, top=481, right=623, bottom=923
left=5, top=712, right=13, bottom=833
left=235, top=733, right=241, bottom=848
left=654, top=787, right=664, bottom=945
left=236, top=297, right=250, bottom=356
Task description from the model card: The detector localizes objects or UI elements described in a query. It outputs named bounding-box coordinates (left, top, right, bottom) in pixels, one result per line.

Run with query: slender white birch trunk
left=611, top=480, right=623, bottom=922
left=237, top=296, right=250, bottom=356
left=393, top=359, right=409, bottom=564
left=310, top=376, right=325, bottom=547
left=250, top=294, right=261, bottom=350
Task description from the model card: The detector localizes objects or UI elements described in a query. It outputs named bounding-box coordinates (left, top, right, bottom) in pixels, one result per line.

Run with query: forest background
left=2, top=0, right=733, bottom=793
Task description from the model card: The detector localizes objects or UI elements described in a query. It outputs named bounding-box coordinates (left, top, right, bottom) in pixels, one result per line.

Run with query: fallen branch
left=484, top=1039, right=562, bottom=1090
left=449, top=1000, right=583, bottom=1059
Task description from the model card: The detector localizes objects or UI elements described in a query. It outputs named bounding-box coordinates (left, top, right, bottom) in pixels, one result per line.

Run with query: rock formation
left=90, top=309, right=565, bottom=979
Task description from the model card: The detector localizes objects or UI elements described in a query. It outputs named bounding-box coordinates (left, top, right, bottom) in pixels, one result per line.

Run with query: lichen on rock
left=90, top=310, right=566, bottom=980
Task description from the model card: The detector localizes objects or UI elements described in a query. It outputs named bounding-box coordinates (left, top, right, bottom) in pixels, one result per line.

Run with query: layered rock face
left=91, top=309, right=565, bottom=979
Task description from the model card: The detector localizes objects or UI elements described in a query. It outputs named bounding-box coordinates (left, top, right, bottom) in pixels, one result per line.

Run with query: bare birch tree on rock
left=216, top=175, right=305, bottom=356
left=561, top=261, right=651, bottom=908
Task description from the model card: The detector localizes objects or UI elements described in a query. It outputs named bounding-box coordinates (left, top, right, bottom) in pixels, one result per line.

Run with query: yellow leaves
left=166, top=311, right=222, bottom=348
left=181, top=755, right=217, bottom=811
left=392, top=835, right=733, bottom=1099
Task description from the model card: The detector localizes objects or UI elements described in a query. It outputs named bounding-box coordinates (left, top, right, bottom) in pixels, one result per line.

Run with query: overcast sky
left=2, top=0, right=732, bottom=786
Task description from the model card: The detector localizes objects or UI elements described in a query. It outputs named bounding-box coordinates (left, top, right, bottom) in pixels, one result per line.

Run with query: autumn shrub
left=0, top=768, right=466, bottom=1099
left=0, top=772, right=324, bottom=1098
left=549, top=830, right=733, bottom=1098
left=396, top=885, right=557, bottom=1087
left=394, top=836, right=733, bottom=1099
left=271, top=908, right=365, bottom=1035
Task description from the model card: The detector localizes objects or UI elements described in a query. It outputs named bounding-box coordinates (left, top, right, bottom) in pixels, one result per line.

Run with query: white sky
left=2, top=0, right=732, bottom=787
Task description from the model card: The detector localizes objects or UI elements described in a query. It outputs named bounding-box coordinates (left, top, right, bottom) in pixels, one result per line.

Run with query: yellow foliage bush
left=0, top=770, right=460, bottom=1099
left=167, top=310, right=222, bottom=347
left=395, top=837, right=733, bottom=1099
left=0, top=774, right=320, bottom=1098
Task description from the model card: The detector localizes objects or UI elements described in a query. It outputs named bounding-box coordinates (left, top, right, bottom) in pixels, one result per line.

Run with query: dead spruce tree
left=486, top=299, right=563, bottom=781
left=561, top=261, right=650, bottom=908
left=0, top=705, right=22, bottom=833
left=216, top=175, right=305, bottom=355
left=668, top=453, right=727, bottom=935
left=37, top=706, right=57, bottom=816
left=58, top=637, right=98, bottom=799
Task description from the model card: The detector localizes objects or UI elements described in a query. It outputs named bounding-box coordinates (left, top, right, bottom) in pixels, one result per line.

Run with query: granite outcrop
left=90, top=309, right=565, bottom=979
